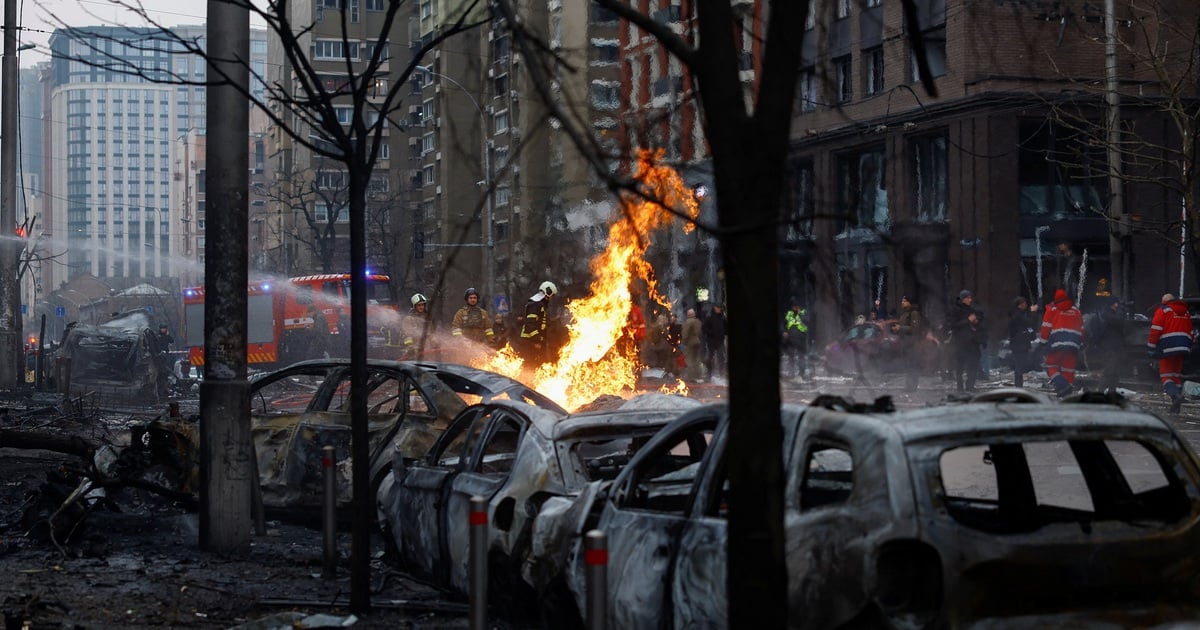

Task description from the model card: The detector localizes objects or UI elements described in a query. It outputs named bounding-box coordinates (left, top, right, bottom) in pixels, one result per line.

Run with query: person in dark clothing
left=949, top=290, right=986, bottom=392
left=702, top=304, right=727, bottom=378
left=1007, top=297, right=1040, bottom=388
left=518, top=281, right=557, bottom=366
left=1087, top=295, right=1127, bottom=391
left=157, top=324, right=174, bottom=352
left=891, top=296, right=926, bottom=391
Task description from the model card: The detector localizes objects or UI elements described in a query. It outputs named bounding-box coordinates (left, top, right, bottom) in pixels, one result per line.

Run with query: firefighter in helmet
left=451, top=287, right=494, bottom=345
left=519, top=281, right=557, bottom=365
left=398, top=293, right=430, bottom=359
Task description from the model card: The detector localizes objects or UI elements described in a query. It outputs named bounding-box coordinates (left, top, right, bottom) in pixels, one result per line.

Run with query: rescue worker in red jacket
left=1147, top=293, right=1194, bottom=413
left=1039, top=288, right=1084, bottom=398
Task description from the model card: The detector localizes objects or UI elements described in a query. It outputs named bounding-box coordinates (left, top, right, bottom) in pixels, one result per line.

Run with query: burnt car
left=564, top=390, right=1200, bottom=628
left=375, top=393, right=700, bottom=612
left=123, top=359, right=564, bottom=515
left=54, top=310, right=173, bottom=402
left=821, top=319, right=941, bottom=377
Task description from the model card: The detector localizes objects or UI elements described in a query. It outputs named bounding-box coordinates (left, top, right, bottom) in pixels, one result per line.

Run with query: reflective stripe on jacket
left=1149, top=300, right=1194, bottom=357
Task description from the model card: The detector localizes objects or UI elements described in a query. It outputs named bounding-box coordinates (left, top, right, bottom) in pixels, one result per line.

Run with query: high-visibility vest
left=785, top=309, right=809, bottom=333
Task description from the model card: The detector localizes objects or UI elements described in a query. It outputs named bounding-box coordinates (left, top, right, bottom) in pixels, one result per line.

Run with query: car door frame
left=393, top=405, right=489, bottom=583
left=442, top=406, right=529, bottom=592
left=587, top=407, right=721, bottom=630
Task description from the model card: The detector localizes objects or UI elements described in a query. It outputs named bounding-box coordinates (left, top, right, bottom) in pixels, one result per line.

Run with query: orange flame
left=478, top=150, right=700, bottom=410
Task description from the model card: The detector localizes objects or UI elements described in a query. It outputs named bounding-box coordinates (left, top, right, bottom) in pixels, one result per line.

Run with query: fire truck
left=183, top=272, right=397, bottom=369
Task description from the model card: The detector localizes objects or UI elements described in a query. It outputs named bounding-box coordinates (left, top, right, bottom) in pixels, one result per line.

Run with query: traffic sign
left=494, top=295, right=510, bottom=314
left=55, top=306, right=65, bottom=318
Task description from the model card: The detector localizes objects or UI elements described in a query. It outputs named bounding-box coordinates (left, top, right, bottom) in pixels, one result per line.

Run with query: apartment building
left=786, top=0, right=1199, bottom=337
left=43, top=26, right=269, bottom=293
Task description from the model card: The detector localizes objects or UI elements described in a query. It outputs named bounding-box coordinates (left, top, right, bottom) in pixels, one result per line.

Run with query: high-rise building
left=44, top=26, right=269, bottom=291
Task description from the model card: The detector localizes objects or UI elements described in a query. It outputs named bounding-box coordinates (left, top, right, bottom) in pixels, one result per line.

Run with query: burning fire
left=478, top=150, right=699, bottom=410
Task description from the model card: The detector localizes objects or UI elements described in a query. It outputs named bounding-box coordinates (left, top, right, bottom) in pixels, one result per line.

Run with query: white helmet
left=411, top=293, right=428, bottom=306
left=539, top=281, right=557, bottom=297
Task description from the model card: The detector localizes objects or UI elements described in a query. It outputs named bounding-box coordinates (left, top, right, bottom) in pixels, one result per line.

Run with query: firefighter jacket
left=402, top=311, right=428, bottom=347
left=1039, top=295, right=1084, bottom=351
left=520, top=292, right=550, bottom=342
left=451, top=305, right=494, bottom=344
left=381, top=321, right=405, bottom=348
left=1148, top=299, right=1194, bottom=357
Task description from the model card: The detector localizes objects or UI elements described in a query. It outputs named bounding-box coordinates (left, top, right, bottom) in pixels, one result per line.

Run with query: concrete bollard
left=469, top=495, right=488, bottom=630
left=321, top=445, right=337, bottom=579
left=585, top=529, right=608, bottom=630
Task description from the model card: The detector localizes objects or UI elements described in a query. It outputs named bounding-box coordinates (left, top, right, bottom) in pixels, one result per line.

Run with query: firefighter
left=519, top=281, right=557, bottom=366
left=1038, top=288, right=1084, bottom=398
left=451, top=288, right=494, bottom=345
left=1147, top=293, right=1195, bottom=413
left=401, top=293, right=430, bottom=359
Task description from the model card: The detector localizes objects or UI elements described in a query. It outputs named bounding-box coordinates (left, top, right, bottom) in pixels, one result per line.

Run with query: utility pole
left=0, top=0, right=24, bottom=388
left=1105, top=0, right=1128, bottom=301
left=199, top=0, right=252, bottom=553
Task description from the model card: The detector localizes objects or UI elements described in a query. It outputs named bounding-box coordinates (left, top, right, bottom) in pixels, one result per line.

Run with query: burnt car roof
left=804, top=398, right=1180, bottom=447
left=249, top=358, right=567, bottom=415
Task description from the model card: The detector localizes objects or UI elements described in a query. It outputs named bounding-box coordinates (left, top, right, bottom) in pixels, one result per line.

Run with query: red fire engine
left=183, top=272, right=396, bottom=368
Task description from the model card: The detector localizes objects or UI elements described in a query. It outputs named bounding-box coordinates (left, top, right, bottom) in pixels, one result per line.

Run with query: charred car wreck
left=54, top=311, right=172, bottom=403
left=556, top=390, right=1200, bottom=628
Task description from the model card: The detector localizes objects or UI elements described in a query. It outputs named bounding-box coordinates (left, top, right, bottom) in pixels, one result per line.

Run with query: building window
left=1018, top=121, right=1107, bottom=216
left=836, top=0, right=852, bottom=19
left=335, top=106, right=354, bottom=124
left=493, top=110, right=508, bottom=134
left=864, top=47, right=884, bottom=95
left=591, top=4, right=618, bottom=24
left=493, top=73, right=509, bottom=98
left=423, top=164, right=435, bottom=185
left=366, top=0, right=383, bottom=10
left=313, top=39, right=360, bottom=61
left=591, top=81, right=621, bottom=110
left=910, top=25, right=947, bottom=81
left=493, top=35, right=510, bottom=62
left=315, top=202, right=350, bottom=223
left=866, top=0, right=882, bottom=6
left=836, top=147, right=888, bottom=232
left=419, top=0, right=431, bottom=19
left=593, top=41, right=618, bottom=65
left=785, top=160, right=815, bottom=239
left=421, top=133, right=435, bottom=155
left=494, top=185, right=511, bottom=207
left=911, top=134, right=948, bottom=222
left=798, top=68, right=817, bottom=113
left=834, top=55, right=853, bottom=103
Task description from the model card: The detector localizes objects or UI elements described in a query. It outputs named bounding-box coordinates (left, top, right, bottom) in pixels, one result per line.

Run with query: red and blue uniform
left=1040, top=289, right=1084, bottom=395
left=1148, top=298, right=1194, bottom=398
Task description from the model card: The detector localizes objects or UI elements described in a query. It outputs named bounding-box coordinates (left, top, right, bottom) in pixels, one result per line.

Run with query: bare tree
left=51, top=0, right=488, bottom=611
left=1041, top=0, right=1200, bottom=298
left=494, top=0, right=940, bottom=624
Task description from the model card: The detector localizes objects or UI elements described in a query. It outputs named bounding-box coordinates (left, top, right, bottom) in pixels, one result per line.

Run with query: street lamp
left=415, top=65, right=495, bottom=302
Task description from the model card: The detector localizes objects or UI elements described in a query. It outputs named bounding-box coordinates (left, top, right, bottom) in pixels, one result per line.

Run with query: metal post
left=469, top=495, right=488, bottom=630
left=585, top=529, right=608, bottom=630
left=322, top=444, right=337, bottom=579
left=0, top=0, right=23, bottom=388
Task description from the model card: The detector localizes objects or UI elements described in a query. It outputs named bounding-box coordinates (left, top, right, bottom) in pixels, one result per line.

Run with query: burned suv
left=563, top=390, right=1200, bottom=628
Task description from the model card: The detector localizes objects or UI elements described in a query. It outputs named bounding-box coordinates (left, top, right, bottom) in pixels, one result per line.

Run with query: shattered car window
left=939, top=439, right=1190, bottom=533
left=800, top=445, right=854, bottom=510
left=253, top=373, right=325, bottom=415
left=623, top=427, right=713, bottom=513
left=436, top=410, right=489, bottom=468
left=478, top=417, right=522, bottom=475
